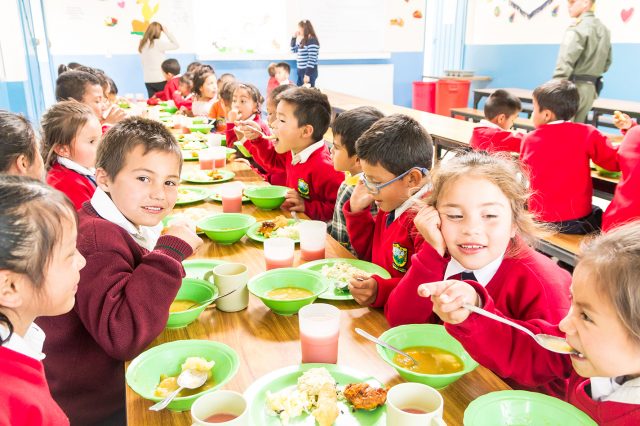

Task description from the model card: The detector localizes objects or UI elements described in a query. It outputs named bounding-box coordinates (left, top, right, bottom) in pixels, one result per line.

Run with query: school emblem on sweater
left=392, top=243, right=408, bottom=272
left=297, top=178, right=310, bottom=199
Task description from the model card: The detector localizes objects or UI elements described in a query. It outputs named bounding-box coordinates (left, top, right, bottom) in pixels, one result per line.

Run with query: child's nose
left=558, top=311, right=576, bottom=335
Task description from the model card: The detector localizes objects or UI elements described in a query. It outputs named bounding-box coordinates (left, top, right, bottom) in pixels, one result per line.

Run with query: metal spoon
left=290, top=211, right=301, bottom=224
left=184, top=287, right=241, bottom=310
left=148, top=368, right=209, bottom=411
left=235, top=121, right=277, bottom=140
left=462, top=303, right=579, bottom=355
left=355, top=328, right=419, bottom=366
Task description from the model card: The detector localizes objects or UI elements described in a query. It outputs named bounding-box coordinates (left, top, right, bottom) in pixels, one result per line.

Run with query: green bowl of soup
left=376, top=324, right=478, bottom=389
left=247, top=268, right=328, bottom=315
left=126, top=339, right=239, bottom=412
left=166, top=278, right=217, bottom=329
left=188, top=124, right=214, bottom=134
left=196, top=214, right=256, bottom=245
left=244, top=185, right=288, bottom=210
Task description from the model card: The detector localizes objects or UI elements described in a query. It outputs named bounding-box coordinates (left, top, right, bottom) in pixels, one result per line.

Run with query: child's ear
left=495, top=113, right=507, bottom=126
left=0, top=270, right=25, bottom=309
left=300, top=124, right=314, bottom=139
left=53, top=144, right=71, bottom=159
left=13, top=154, right=31, bottom=175
left=405, top=168, right=424, bottom=186
left=95, top=168, right=112, bottom=192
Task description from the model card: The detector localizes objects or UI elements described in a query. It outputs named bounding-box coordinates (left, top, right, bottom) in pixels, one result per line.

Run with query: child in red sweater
left=470, top=89, right=524, bottom=153
left=602, top=113, right=640, bottom=231
left=520, top=79, right=619, bottom=234
left=237, top=87, right=343, bottom=221
left=387, top=151, right=571, bottom=396
left=424, top=222, right=640, bottom=424
left=0, top=175, right=87, bottom=426
left=0, top=110, right=45, bottom=180
left=36, top=118, right=202, bottom=425
left=152, top=58, right=180, bottom=100
left=42, top=101, right=103, bottom=210
left=225, top=83, right=270, bottom=148
left=343, top=114, right=433, bottom=307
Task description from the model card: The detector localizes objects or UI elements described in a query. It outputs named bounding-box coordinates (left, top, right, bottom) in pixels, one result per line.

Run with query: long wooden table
left=126, top=160, right=511, bottom=425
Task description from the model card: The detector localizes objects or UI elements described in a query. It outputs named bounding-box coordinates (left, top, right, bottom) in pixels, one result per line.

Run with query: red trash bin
left=435, top=79, right=471, bottom=116
left=412, top=81, right=436, bottom=113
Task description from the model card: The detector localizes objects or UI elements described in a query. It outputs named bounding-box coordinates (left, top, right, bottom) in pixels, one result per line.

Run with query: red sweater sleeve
left=470, top=127, right=524, bottom=153
left=302, top=167, right=343, bottom=222
left=75, top=222, right=193, bottom=360
left=343, top=199, right=375, bottom=260
left=244, top=137, right=288, bottom=173
left=46, top=164, right=96, bottom=211
left=589, top=128, right=620, bottom=172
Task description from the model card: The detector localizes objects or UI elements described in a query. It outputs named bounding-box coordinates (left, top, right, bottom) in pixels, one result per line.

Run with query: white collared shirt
left=390, top=183, right=431, bottom=224
left=546, top=120, right=567, bottom=125
left=291, top=140, right=325, bottom=165
left=591, top=376, right=640, bottom=404
left=444, top=253, right=505, bottom=287
left=0, top=323, right=46, bottom=361
left=90, top=187, right=162, bottom=251
left=477, top=119, right=502, bottom=129
left=57, top=156, right=95, bottom=177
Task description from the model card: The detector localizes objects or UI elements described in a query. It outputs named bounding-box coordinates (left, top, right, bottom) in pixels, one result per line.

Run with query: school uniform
left=602, top=125, right=640, bottom=231
left=36, top=188, right=193, bottom=425
left=46, top=158, right=97, bottom=210
left=225, top=114, right=270, bottom=148
left=520, top=121, right=619, bottom=230
left=191, top=98, right=215, bottom=117
left=386, top=240, right=571, bottom=396
left=266, top=76, right=279, bottom=97
left=469, top=120, right=524, bottom=153
left=329, top=180, right=378, bottom=255
left=0, top=324, right=69, bottom=426
left=343, top=185, right=428, bottom=307
left=568, top=375, right=640, bottom=424
left=153, top=75, right=179, bottom=101
left=241, top=135, right=287, bottom=186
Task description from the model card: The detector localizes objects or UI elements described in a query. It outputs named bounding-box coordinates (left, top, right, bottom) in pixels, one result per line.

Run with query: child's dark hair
left=533, top=79, right=579, bottom=121
left=57, top=62, right=84, bottom=75
left=192, top=68, right=217, bottom=97
left=186, top=61, right=203, bottom=73
left=75, top=66, right=111, bottom=97
left=55, top=70, right=102, bottom=102
left=484, top=89, right=522, bottom=120
left=179, top=72, right=194, bottom=87
left=220, top=81, right=238, bottom=104
left=219, top=73, right=236, bottom=85
left=106, top=76, right=118, bottom=96
left=277, top=87, right=331, bottom=141
left=0, top=110, right=38, bottom=173
left=235, top=83, right=264, bottom=115
left=268, top=84, right=295, bottom=103
left=331, top=107, right=384, bottom=157
left=96, top=117, right=182, bottom=179
left=41, top=101, right=96, bottom=169
left=161, top=58, right=180, bottom=75
left=298, top=20, right=320, bottom=46
left=356, top=114, right=433, bottom=175
left=0, top=175, right=76, bottom=344
left=275, top=62, right=291, bottom=74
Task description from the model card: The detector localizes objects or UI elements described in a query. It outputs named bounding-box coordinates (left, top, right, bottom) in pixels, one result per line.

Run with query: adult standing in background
left=291, top=20, right=320, bottom=87
left=138, top=22, right=179, bottom=98
left=553, top=0, right=611, bottom=123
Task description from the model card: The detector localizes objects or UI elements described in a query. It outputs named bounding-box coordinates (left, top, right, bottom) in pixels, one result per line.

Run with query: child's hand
left=417, top=280, right=480, bottom=324
left=163, top=221, right=203, bottom=252
left=348, top=274, right=377, bottom=306
left=103, top=106, right=126, bottom=125
left=414, top=206, right=446, bottom=257
left=613, top=111, right=633, bottom=130
left=227, top=109, right=239, bottom=123
left=349, top=180, right=375, bottom=213
left=282, top=189, right=305, bottom=212
left=233, top=126, right=245, bottom=140
left=236, top=121, right=261, bottom=140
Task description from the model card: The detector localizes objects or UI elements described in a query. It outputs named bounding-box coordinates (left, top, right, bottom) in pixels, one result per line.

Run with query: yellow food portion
left=182, top=357, right=215, bottom=373
left=265, top=287, right=314, bottom=300
left=169, top=299, right=198, bottom=313
left=153, top=357, right=216, bottom=398
left=393, top=346, right=464, bottom=374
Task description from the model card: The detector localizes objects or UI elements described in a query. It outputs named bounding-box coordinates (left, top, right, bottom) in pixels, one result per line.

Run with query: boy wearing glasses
left=344, top=114, right=434, bottom=306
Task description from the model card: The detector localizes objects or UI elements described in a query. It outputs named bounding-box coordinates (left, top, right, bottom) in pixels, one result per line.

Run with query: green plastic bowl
left=189, top=124, right=214, bottom=134
left=464, top=390, right=597, bottom=425
left=247, top=268, right=328, bottom=315
left=244, top=186, right=288, bottom=210
left=166, top=278, right=217, bottom=329
left=594, top=164, right=621, bottom=179
left=126, top=340, right=239, bottom=412
left=196, top=213, right=256, bottom=245
left=224, top=147, right=236, bottom=160
left=191, top=117, right=207, bottom=124
left=234, top=141, right=252, bottom=158
left=377, top=324, right=478, bottom=389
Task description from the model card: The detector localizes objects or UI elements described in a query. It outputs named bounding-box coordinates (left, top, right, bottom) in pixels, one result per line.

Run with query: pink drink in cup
left=221, top=183, right=243, bottom=213
left=264, top=238, right=295, bottom=270
left=299, top=221, right=327, bottom=261
left=211, top=146, right=227, bottom=169
left=301, top=247, right=325, bottom=261
left=299, top=303, right=340, bottom=364
left=199, top=149, right=215, bottom=170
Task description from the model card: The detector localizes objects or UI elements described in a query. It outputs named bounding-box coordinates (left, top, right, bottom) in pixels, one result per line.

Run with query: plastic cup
left=386, top=383, right=446, bottom=426
left=211, top=146, right=227, bottom=169
left=263, top=237, right=295, bottom=270
left=220, top=182, right=243, bottom=213
left=207, top=133, right=224, bottom=147
left=298, top=303, right=340, bottom=364
left=212, top=263, right=249, bottom=312
left=191, top=390, right=248, bottom=425
left=299, top=220, right=327, bottom=261
left=199, top=149, right=216, bottom=170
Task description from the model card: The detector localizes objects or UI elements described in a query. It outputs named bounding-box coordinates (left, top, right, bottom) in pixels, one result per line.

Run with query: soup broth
left=154, top=375, right=215, bottom=398
left=204, top=413, right=238, bottom=422
left=169, top=299, right=198, bottom=313
left=393, top=346, right=464, bottom=374
left=265, top=287, right=313, bottom=300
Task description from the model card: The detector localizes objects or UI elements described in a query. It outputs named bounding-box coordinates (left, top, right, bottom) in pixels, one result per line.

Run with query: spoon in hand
left=148, top=368, right=209, bottom=411
left=235, top=121, right=276, bottom=140
left=462, top=303, right=579, bottom=355
left=355, top=328, right=419, bottom=366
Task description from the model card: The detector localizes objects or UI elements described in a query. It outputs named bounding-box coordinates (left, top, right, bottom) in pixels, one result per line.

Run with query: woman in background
left=291, top=20, right=320, bottom=87
left=138, top=22, right=179, bottom=98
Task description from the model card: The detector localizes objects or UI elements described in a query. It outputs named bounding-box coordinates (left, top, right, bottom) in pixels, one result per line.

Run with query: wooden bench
left=539, top=233, right=586, bottom=266
left=450, top=107, right=535, bottom=131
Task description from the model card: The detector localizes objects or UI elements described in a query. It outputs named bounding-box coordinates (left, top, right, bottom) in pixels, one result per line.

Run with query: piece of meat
left=258, top=221, right=276, bottom=237
left=343, top=383, right=387, bottom=411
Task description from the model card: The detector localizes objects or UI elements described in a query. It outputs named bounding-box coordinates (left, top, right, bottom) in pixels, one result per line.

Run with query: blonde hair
left=427, top=151, right=550, bottom=256
left=578, top=222, right=640, bottom=342
left=41, top=101, right=96, bottom=169
left=138, top=22, right=163, bottom=53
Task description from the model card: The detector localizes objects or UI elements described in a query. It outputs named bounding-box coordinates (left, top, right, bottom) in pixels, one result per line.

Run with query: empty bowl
left=196, top=213, right=256, bottom=245
left=244, top=186, right=288, bottom=210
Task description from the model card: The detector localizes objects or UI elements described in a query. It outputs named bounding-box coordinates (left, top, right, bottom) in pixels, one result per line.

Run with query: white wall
left=0, top=0, right=27, bottom=81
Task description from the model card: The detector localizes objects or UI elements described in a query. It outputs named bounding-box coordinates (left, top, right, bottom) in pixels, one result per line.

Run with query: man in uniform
left=553, top=0, right=611, bottom=123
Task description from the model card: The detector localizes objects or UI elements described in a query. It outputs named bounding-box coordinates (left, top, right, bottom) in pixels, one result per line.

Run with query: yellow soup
left=393, top=346, right=464, bottom=375
left=265, top=287, right=314, bottom=300
left=169, top=299, right=198, bottom=313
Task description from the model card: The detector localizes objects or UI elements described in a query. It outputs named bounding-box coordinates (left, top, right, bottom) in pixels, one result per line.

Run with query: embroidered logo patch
left=297, top=178, right=310, bottom=198
left=392, top=243, right=408, bottom=272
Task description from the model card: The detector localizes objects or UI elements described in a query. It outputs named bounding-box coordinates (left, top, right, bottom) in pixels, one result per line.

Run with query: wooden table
left=126, top=160, right=511, bottom=425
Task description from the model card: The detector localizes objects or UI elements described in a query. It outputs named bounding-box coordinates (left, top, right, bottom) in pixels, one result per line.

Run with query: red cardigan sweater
left=243, top=136, right=287, bottom=185
left=225, top=115, right=270, bottom=148
left=470, top=126, right=524, bottom=153
left=568, top=373, right=640, bottom=424
left=520, top=122, right=619, bottom=222
left=46, top=163, right=96, bottom=211
left=0, top=346, right=69, bottom=426
left=36, top=203, right=193, bottom=425
left=602, top=125, right=640, bottom=231
left=386, top=242, right=571, bottom=396
left=343, top=200, right=425, bottom=308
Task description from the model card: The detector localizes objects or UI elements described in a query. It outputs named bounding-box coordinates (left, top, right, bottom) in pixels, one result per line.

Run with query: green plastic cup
left=244, top=186, right=288, bottom=210
left=196, top=214, right=256, bottom=245
left=166, top=278, right=217, bottom=329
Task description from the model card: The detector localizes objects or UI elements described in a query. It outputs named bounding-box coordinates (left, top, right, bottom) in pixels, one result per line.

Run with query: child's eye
left=446, top=214, right=463, bottom=220
left=165, top=180, right=177, bottom=187
left=579, top=311, right=593, bottom=323
left=483, top=214, right=498, bottom=219
left=137, top=176, right=150, bottom=183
